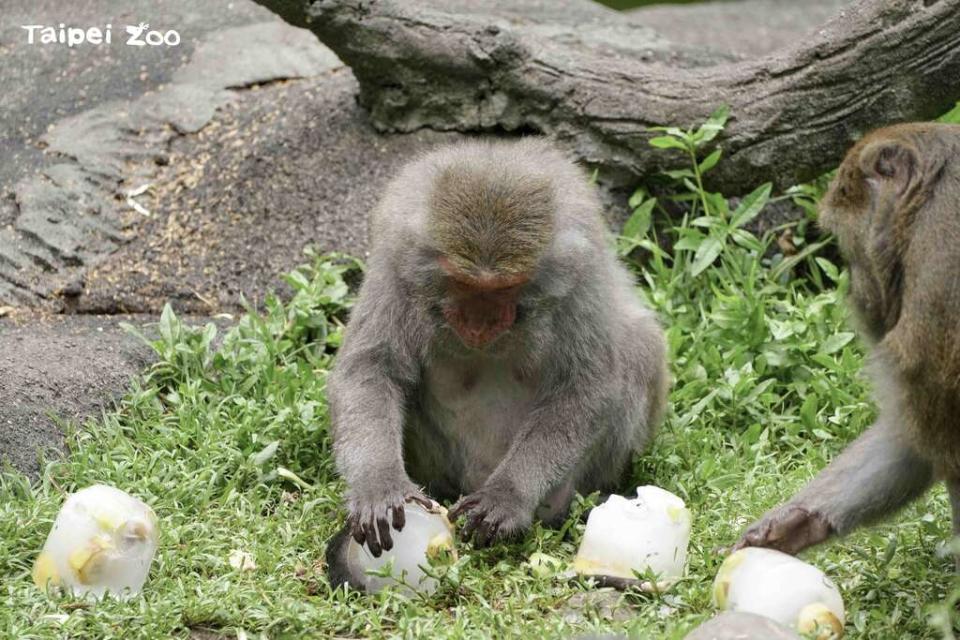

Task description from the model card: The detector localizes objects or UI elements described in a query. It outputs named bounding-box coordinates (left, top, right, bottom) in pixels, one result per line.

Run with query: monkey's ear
left=857, top=140, right=918, bottom=196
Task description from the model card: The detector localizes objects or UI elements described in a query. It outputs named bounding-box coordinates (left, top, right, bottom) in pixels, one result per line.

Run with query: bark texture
left=254, top=0, right=960, bottom=193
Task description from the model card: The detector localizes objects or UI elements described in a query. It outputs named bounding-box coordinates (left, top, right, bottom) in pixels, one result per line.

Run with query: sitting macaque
left=325, top=138, right=668, bottom=588
left=736, top=123, right=960, bottom=560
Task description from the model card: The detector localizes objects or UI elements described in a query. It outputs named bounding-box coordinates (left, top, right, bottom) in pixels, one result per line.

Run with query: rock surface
left=684, top=612, right=801, bottom=640
left=73, top=71, right=461, bottom=314
left=0, top=314, right=153, bottom=477
left=627, top=0, right=849, bottom=58
left=0, top=6, right=340, bottom=308
left=0, top=1, right=363, bottom=478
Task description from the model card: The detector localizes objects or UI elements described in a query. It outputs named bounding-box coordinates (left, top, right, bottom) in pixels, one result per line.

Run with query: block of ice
left=573, top=486, right=691, bottom=587
left=345, top=502, right=456, bottom=595
left=33, top=485, right=159, bottom=600
left=713, top=547, right=845, bottom=639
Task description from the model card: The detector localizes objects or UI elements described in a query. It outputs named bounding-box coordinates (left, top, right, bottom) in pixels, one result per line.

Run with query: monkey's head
left=819, top=123, right=958, bottom=340
left=426, top=160, right=556, bottom=350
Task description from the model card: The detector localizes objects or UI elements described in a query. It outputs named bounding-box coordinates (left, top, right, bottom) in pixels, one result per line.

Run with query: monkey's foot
left=346, top=486, right=433, bottom=557
left=449, top=486, right=533, bottom=547
left=733, top=503, right=834, bottom=555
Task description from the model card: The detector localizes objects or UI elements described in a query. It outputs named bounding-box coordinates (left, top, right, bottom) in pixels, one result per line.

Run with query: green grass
left=3, top=110, right=960, bottom=639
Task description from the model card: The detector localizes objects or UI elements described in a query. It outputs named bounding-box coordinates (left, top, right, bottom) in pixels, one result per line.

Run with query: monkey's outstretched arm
left=735, top=418, right=934, bottom=554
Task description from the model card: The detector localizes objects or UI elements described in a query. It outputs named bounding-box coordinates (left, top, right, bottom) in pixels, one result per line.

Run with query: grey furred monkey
left=325, top=138, right=668, bottom=588
left=736, top=123, right=960, bottom=561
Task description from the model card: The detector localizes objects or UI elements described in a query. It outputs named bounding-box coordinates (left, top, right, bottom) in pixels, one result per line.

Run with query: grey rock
left=562, top=589, right=634, bottom=625
left=626, top=0, right=849, bottom=59
left=73, top=71, right=462, bottom=314
left=684, top=612, right=801, bottom=640
left=173, top=20, right=341, bottom=89
left=0, top=314, right=154, bottom=478
left=1, top=13, right=342, bottom=307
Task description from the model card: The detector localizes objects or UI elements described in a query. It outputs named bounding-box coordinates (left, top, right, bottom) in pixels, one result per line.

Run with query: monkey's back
left=865, top=125, right=960, bottom=474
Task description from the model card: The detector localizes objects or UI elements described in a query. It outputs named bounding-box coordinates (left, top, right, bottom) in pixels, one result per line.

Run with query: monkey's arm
left=327, top=293, right=430, bottom=556
left=735, top=418, right=934, bottom=554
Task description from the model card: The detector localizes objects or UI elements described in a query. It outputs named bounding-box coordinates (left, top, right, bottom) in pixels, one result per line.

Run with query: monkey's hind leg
left=325, top=524, right=367, bottom=593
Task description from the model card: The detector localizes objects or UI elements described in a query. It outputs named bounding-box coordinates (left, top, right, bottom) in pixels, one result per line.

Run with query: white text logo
left=21, top=23, right=181, bottom=47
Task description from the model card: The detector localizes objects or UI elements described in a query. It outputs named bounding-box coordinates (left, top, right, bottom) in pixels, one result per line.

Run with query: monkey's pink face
left=438, top=256, right=528, bottom=349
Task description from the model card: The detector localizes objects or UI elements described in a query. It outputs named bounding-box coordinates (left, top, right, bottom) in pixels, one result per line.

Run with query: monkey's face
left=436, top=255, right=529, bottom=350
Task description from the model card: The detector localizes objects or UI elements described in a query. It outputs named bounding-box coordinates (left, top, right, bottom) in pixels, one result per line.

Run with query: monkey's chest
left=420, top=358, right=537, bottom=490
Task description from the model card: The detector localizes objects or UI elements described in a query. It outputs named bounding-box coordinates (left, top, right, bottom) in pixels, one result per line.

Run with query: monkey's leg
left=736, top=419, right=934, bottom=555
left=535, top=479, right=576, bottom=527
left=449, top=389, right=636, bottom=546
left=325, top=524, right=366, bottom=592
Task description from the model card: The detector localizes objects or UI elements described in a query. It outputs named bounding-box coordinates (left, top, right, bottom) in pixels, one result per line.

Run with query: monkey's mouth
left=443, top=304, right=515, bottom=349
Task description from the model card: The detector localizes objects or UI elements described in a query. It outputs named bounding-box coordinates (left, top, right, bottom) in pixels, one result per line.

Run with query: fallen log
left=257, top=0, right=960, bottom=193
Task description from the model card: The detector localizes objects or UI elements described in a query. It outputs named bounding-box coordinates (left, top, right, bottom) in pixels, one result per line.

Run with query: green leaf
left=690, top=216, right=718, bottom=229
left=704, top=191, right=730, bottom=219
left=159, top=303, right=177, bottom=345
left=649, top=136, right=689, bottom=151
left=623, top=198, right=657, bottom=240
left=690, top=234, right=725, bottom=276
left=800, top=394, right=818, bottom=430
left=662, top=168, right=696, bottom=180
left=698, top=148, right=722, bottom=174
left=937, top=100, right=960, bottom=124
left=815, top=257, right=840, bottom=283
left=730, top=228, right=762, bottom=251
left=252, top=440, right=280, bottom=466
left=674, top=229, right=706, bottom=251
left=821, top=332, right=856, bottom=355
left=628, top=188, right=648, bottom=208
left=731, top=183, right=772, bottom=228
left=697, top=105, right=730, bottom=144
left=648, top=126, right=686, bottom=137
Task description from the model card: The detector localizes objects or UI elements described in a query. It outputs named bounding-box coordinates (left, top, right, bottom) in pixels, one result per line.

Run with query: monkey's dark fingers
left=448, top=496, right=481, bottom=521
left=461, top=510, right=498, bottom=547
left=392, top=503, right=406, bottom=531
left=472, top=518, right=499, bottom=548
left=404, top=493, right=435, bottom=510
left=732, top=525, right=769, bottom=552
left=363, top=517, right=383, bottom=557
left=734, top=505, right=831, bottom=555
left=348, top=514, right=366, bottom=545
left=376, top=515, right=394, bottom=552
left=458, top=509, right=482, bottom=540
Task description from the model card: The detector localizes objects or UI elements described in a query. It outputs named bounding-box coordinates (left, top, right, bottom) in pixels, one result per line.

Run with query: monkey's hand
left=733, top=502, right=834, bottom=555
left=345, top=481, right=433, bottom=557
left=449, top=483, right=534, bottom=547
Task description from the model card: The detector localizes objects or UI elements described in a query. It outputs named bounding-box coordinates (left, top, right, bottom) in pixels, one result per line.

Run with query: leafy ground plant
left=2, top=114, right=959, bottom=638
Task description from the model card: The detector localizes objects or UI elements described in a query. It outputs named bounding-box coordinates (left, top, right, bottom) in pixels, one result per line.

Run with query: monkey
left=323, top=138, right=668, bottom=589
left=735, top=123, right=960, bottom=561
